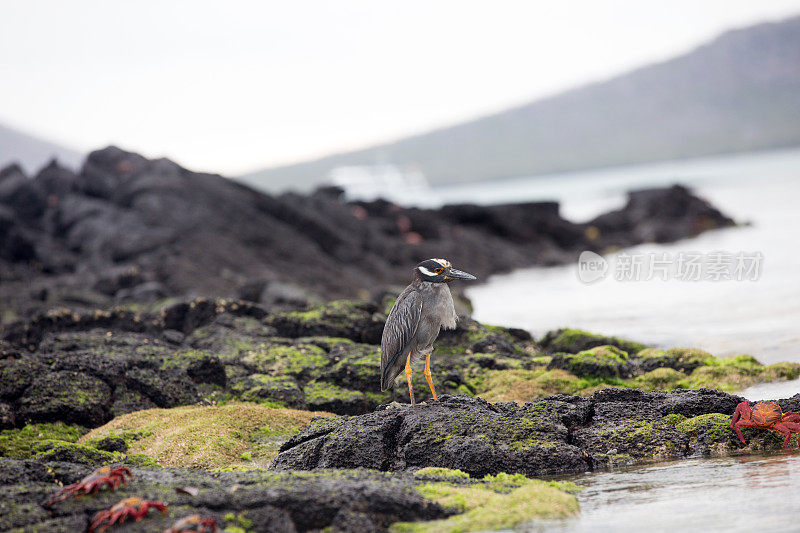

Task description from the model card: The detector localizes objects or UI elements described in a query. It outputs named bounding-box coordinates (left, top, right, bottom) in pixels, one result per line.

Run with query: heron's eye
left=435, top=268, right=443, bottom=274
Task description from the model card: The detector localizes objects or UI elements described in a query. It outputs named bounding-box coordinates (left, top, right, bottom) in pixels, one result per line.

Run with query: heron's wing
left=380, top=287, right=423, bottom=390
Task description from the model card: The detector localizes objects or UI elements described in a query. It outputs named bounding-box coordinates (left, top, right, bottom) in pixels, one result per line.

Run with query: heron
left=380, top=258, right=477, bottom=404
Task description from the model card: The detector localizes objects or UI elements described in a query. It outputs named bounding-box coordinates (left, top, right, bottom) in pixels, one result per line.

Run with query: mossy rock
left=414, top=467, right=470, bottom=479
left=325, top=341, right=383, bottom=392
left=540, top=328, right=645, bottom=355
left=476, top=369, right=595, bottom=403
left=548, top=345, right=633, bottom=379
left=304, top=380, right=374, bottom=415
left=232, top=374, right=305, bottom=408
left=681, top=365, right=758, bottom=392
left=163, top=350, right=227, bottom=386
left=764, top=362, right=800, bottom=381
left=0, top=358, right=45, bottom=401
left=437, top=319, right=535, bottom=358
left=638, top=347, right=714, bottom=373
left=634, top=368, right=687, bottom=390
left=391, top=473, right=578, bottom=532
left=0, top=423, right=87, bottom=459
left=707, top=354, right=763, bottom=375
left=241, top=343, right=329, bottom=380
left=573, top=418, right=687, bottom=466
left=267, top=300, right=385, bottom=344
left=17, top=371, right=113, bottom=427
left=676, top=412, right=787, bottom=453
left=124, top=367, right=200, bottom=408
left=81, top=403, right=332, bottom=468
left=675, top=413, right=733, bottom=441
left=31, top=439, right=126, bottom=465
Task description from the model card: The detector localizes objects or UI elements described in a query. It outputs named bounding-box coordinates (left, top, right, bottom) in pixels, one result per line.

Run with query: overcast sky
left=1, top=1, right=799, bottom=175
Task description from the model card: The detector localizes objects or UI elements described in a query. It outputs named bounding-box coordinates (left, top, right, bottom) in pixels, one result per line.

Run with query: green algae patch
left=675, top=413, right=732, bottom=441
left=634, top=368, right=687, bottom=390
left=392, top=475, right=579, bottom=532
left=548, top=345, right=632, bottom=379
left=32, top=440, right=125, bottom=465
left=476, top=368, right=629, bottom=403
left=0, top=423, right=87, bottom=459
left=304, top=380, right=372, bottom=414
left=241, top=344, right=328, bottom=378
left=663, top=413, right=688, bottom=426
left=639, top=347, right=714, bottom=373
left=414, top=467, right=470, bottom=479
left=540, top=328, right=645, bottom=355
left=80, top=403, right=333, bottom=468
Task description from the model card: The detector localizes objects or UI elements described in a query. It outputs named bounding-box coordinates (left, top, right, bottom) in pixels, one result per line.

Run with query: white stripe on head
left=418, top=265, right=437, bottom=277
left=432, top=258, right=451, bottom=268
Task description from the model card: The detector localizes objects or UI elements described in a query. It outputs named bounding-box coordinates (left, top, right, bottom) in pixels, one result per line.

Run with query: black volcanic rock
left=589, top=184, right=735, bottom=246
left=0, top=460, right=450, bottom=532
left=272, top=390, right=746, bottom=476
left=0, top=147, right=735, bottom=318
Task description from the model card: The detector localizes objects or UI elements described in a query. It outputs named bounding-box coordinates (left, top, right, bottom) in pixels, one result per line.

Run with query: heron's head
left=415, top=258, right=477, bottom=283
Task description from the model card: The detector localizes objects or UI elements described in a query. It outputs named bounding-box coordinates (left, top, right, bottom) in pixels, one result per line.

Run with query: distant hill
left=241, top=15, right=800, bottom=192
left=0, top=122, right=83, bottom=174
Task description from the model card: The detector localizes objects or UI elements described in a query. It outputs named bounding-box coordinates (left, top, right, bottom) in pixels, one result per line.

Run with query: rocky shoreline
left=1, top=296, right=798, bottom=531
left=0, top=146, right=734, bottom=320
left=1, top=148, right=789, bottom=531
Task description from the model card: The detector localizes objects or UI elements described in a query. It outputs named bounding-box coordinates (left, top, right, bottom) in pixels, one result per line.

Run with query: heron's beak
left=445, top=268, right=477, bottom=281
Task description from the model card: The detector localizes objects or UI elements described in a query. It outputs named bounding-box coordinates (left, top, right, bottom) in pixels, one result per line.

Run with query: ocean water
left=530, top=453, right=800, bottom=533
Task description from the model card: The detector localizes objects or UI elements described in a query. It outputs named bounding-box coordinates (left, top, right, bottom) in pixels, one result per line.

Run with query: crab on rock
left=164, top=515, right=218, bottom=533
left=731, top=401, right=800, bottom=448
left=45, top=466, right=133, bottom=506
left=89, top=497, right=168, bottom=533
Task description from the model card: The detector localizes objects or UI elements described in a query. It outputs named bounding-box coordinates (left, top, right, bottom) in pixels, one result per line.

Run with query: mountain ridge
left=0, top=121, right=84, bottom=174
left=241, top=15, right=800, bottom=192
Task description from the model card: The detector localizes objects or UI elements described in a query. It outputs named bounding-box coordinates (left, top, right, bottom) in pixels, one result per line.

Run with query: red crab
left=731, top=401, right=800, bottom=448
left=164, top=514, right=218, bottom=532
left=89, top=497, right=168, bottom=533
left=45, top=466, right=133, bottom=506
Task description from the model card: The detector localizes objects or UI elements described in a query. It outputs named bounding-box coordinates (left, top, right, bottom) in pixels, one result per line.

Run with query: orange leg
left=405, top=353, right=415, bottom=405
left=424, top=352, right=438, bottom=401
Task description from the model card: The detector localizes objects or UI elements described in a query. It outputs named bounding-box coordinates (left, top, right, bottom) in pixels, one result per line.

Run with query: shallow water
left=527, top=452, right=800, bottom=533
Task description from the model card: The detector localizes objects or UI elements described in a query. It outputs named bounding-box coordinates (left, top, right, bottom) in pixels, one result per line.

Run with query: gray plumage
left=380, top=259, right=474, bottom=393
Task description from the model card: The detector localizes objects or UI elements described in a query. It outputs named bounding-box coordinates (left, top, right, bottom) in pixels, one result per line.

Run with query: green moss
left=765, top=362, right=800, bottom=380
left=541, top=328, right=645, bottom=355
left=394, top=476, right=578, bottom=532
left=663, top=413, right=688, bottom=426
left=124, top=453, right=160, bottom=467
left=414, top=467, right=470, bottom=479
left=223, top=512, right=253, bottom=531
left=32, top=440, right=125, bottom=465
left=241, top=344, right=328, bottom=378
left=681, top=366, right=755, bottom=392
left=675, top=413, right=733, bottom=442
left=81, top=403, right=332, bottom=468
left=706, top=354, right=764, bottom=375
left=0, top=423, right=87, bottom=459
left=549, top=345, right=631, bottom=379
left=634, top=368, right=687, bottom=390
left=280, top=300, right=371, bottom=324
left=304, top=380, right=364, bottom=402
